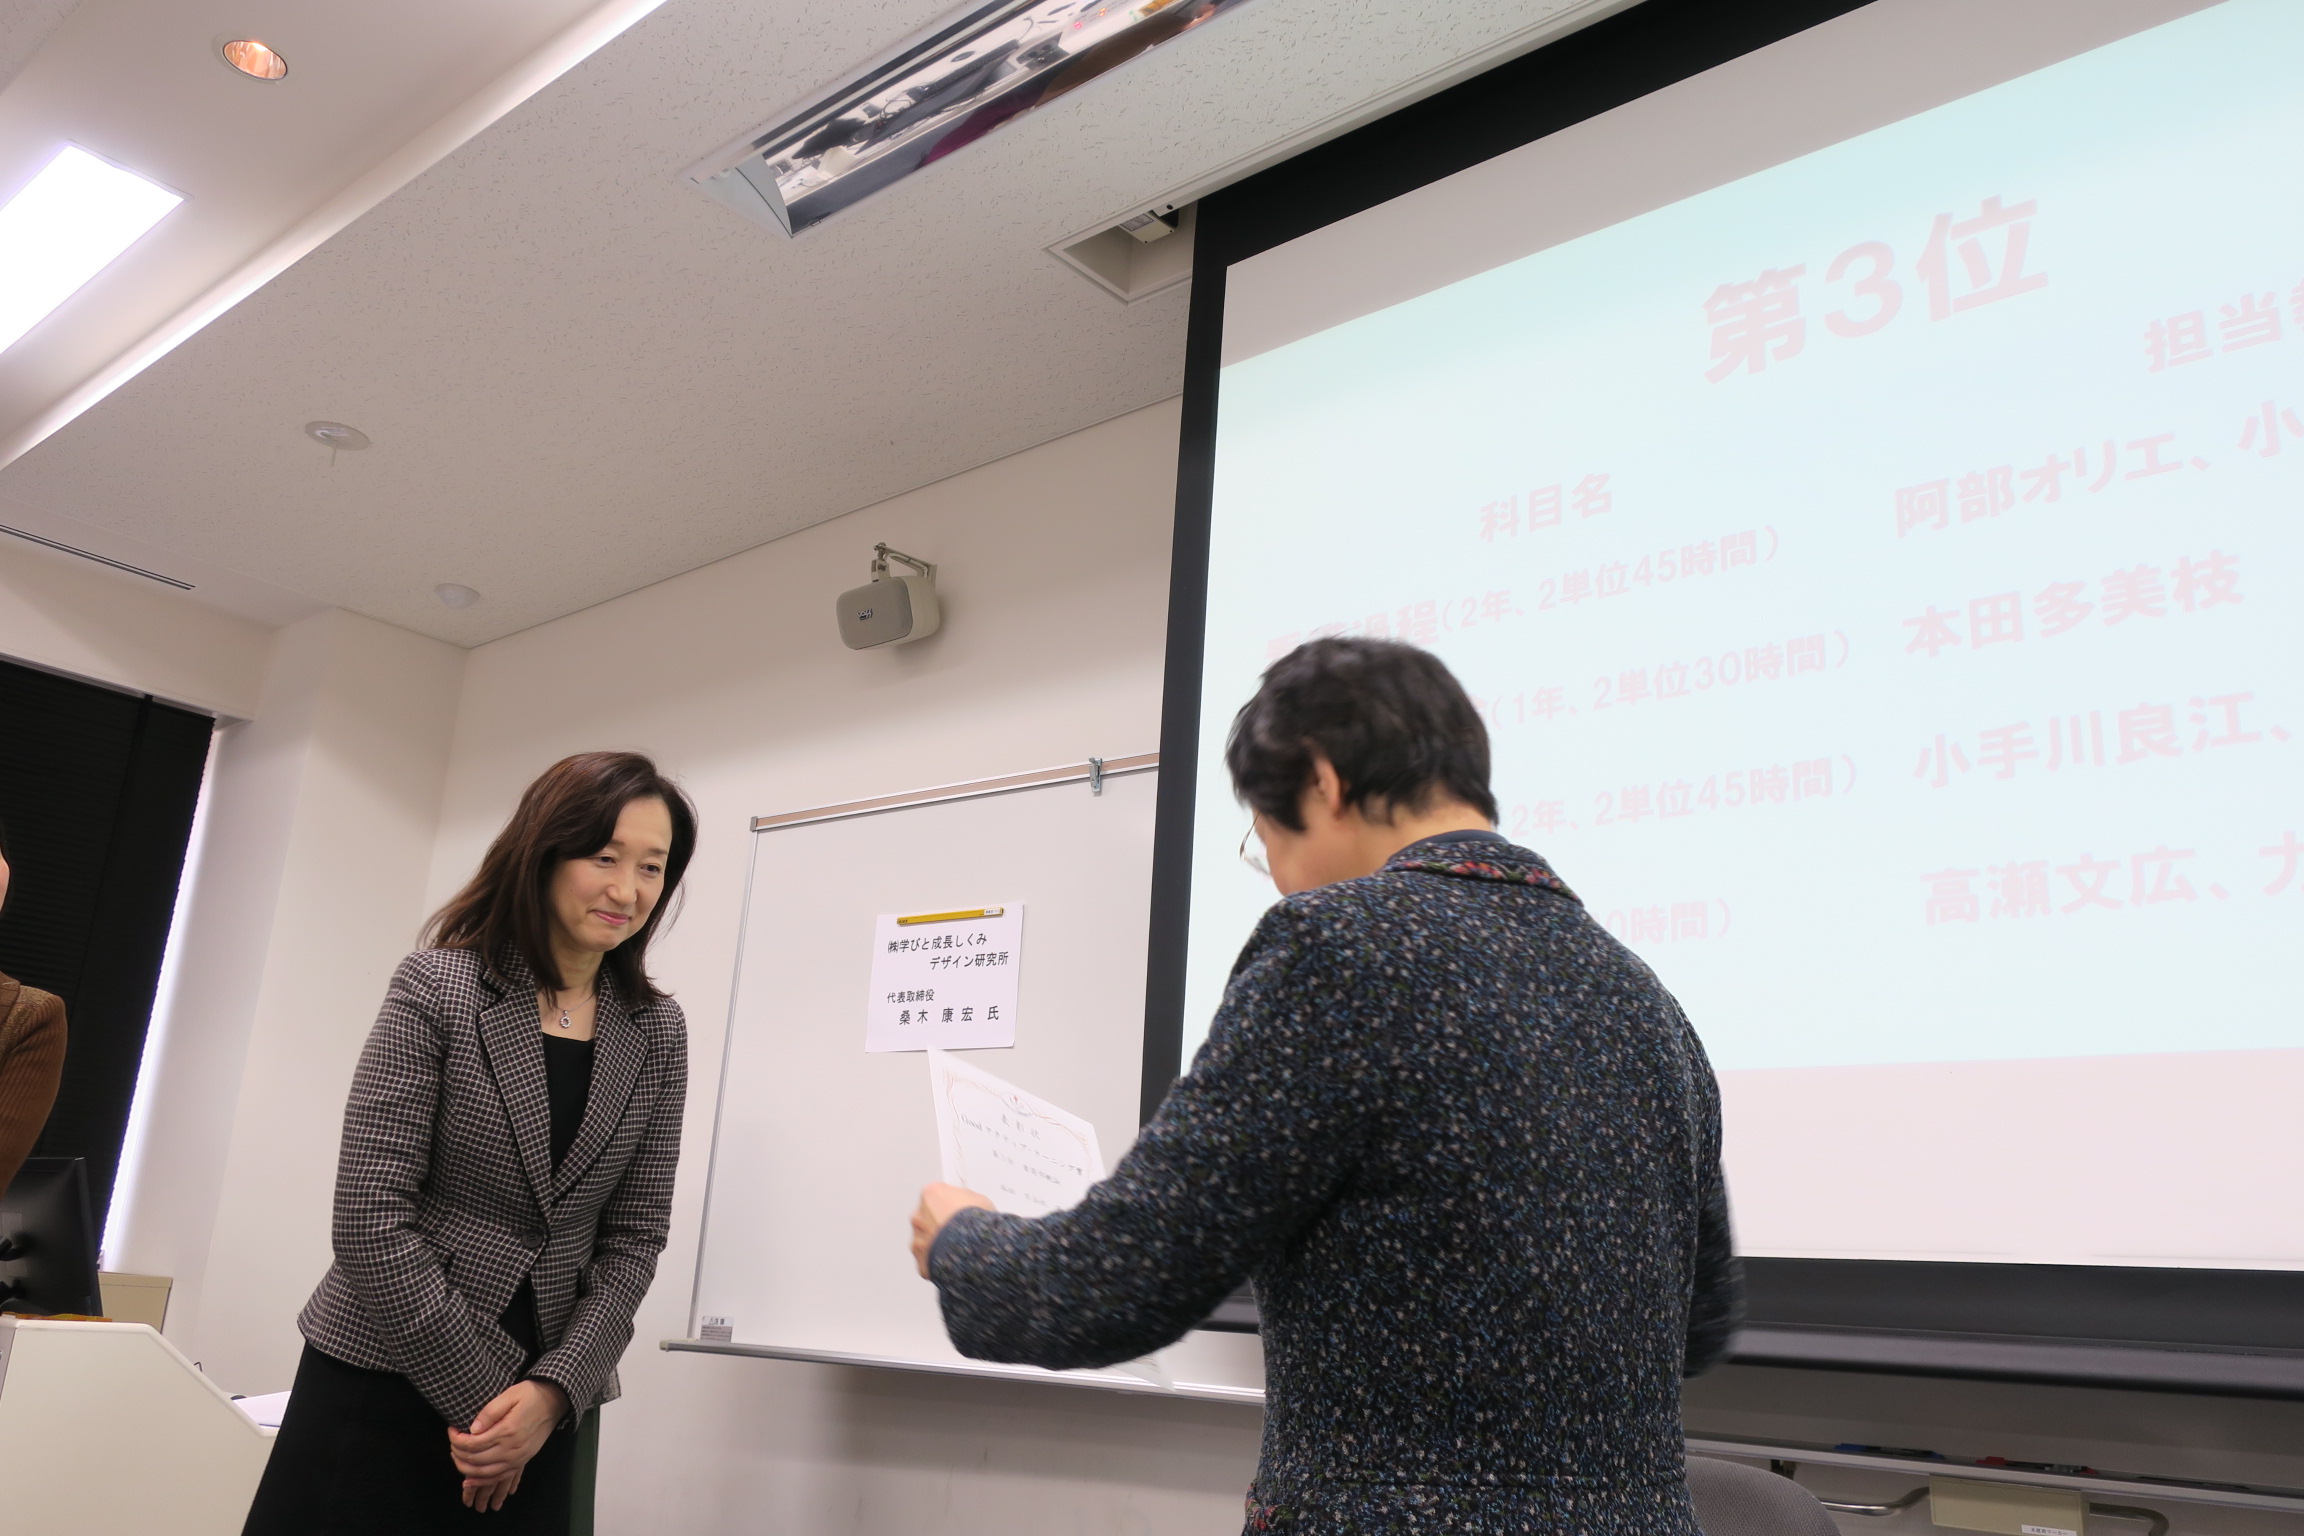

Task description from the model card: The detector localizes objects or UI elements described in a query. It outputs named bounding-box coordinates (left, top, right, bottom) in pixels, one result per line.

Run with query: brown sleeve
left=0, top=994, right=67, bottom=1195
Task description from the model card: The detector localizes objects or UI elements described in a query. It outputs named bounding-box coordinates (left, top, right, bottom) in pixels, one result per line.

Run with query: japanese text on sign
left=865, top=904, right=1024, bottom=1053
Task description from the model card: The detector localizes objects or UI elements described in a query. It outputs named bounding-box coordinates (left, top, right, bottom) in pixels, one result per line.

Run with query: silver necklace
left=545, top=982, right=591, bottom=1031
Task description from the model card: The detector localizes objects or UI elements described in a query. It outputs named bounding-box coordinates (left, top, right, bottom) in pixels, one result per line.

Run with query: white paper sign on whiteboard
left=927, top=1049, right=1104, bottom=1217
left=866, top=904, right=1024, bottom=1051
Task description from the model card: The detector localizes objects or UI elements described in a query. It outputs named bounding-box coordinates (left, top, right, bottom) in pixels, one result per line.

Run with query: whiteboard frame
left=670, top=754, right=1241, bottom=1400
left=656, top=1337, right=1264, bottom=1406
left=748, top=753, right=1157, bottom=832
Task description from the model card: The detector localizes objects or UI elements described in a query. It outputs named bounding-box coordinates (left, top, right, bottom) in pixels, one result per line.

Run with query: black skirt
left=241, top=1344, right=577, bottom=1536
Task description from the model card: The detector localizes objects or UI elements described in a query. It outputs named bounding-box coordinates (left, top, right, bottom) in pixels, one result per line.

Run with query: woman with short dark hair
left=244, top=752, right=698, bottom=1535
left=911, top=637, right=1739, bottom=1536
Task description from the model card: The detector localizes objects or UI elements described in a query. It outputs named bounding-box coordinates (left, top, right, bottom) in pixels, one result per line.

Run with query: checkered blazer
left=298, top=946, right=687, bottom=1428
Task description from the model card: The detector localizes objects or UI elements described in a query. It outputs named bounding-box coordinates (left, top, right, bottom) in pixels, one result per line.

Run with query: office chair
left=1687, top=1454, right=1845, bottom=1536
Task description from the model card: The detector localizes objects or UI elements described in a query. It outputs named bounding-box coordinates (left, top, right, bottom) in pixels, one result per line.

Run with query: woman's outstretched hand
left=449, top=1378, right=568, bottom=1506
left=911, top=1182, right=995, bottom=1277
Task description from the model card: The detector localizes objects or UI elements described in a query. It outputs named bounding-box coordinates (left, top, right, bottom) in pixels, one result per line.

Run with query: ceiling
left=0, top=0, right=665, bottom=462
left=0, top=0, right=1628, bottom=645
left=0, top=2, right=83, bottom=97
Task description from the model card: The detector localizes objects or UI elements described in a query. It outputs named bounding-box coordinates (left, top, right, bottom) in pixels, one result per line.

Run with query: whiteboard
left=677, top=759, right=1265, bottom=1402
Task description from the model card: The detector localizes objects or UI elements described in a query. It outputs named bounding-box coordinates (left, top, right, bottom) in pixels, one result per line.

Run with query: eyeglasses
left=1238, top=825, right=1270, bottom=877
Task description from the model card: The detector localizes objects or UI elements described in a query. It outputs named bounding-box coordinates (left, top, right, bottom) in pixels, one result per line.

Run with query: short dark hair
left=1225, top=638, right=1498, bottom=830
left=424, top=752, right=699, bottom=1002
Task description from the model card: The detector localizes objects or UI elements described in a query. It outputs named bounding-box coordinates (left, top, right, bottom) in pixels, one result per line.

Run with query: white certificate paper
left=865, top=904, right=1023, bottom=1052
left=926, top=1050, right=1103, bottom=1217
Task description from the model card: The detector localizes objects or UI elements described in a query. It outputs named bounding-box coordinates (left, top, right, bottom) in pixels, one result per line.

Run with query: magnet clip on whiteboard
left=897, top=906, right=1005, bottom=926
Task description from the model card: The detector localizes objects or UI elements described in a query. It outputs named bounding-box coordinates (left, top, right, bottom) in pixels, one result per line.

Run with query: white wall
left=0, top=534, right=272, bottom=717
left=0, top=540, right=479, bottom=1377
left=400, top=392, right=2304, bottom=1536
left=106, top=609, right=465, bottom=1380
left=3, top=397, right=1259, bottom=1530
left=61, top=393, right=2300, bottom=1536
left=0, top=536, right=475, bottom=1378
left=414, top=397, right=1272, bottom=1533
left=0, top=553, right=470, bottom=1389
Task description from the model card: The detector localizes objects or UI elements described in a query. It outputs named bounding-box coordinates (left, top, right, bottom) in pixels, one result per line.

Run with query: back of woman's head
left=1226, top=637, right=1497, bottom=829
left=425, top=751, right=699, bottom=1001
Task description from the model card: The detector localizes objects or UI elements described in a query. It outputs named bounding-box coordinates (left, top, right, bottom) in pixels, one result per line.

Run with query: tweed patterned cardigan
left=929, top=837, right=1739, bottom=1535
left=298, top=947, right=686, bottom=1427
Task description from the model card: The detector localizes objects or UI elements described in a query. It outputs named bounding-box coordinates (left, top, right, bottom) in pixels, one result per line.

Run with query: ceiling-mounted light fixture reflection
left=0, top=146, right=183, bottom=357
left=691, top=0, right=1252, bottom=237
left=221, top=40, right=289, bottom=80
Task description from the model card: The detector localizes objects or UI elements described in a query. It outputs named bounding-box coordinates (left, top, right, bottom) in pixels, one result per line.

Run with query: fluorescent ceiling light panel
left=0, top=146, right=183, bottom=356
left=694, top=0, right=1253, bottom=236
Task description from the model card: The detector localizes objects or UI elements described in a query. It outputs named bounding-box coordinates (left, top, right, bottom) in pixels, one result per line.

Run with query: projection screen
left=1153, top=0, right=2303, bottom=1296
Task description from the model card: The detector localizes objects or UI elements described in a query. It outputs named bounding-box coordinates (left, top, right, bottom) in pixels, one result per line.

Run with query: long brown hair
left=425, top=752, right=699, bottom=1002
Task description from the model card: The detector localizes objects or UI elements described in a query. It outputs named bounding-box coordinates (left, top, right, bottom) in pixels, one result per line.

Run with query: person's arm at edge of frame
left=0, top=990, right=66, bottom=1194
left=922, top=901, right=1383, bottom=1371
left=330, top=953, right=522, bottom=1427
left=1680, top=1014, right=1743, bottom=1377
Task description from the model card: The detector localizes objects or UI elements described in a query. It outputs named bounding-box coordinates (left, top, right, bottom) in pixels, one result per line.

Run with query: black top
left=539, top=1033, right=593, bottom=1168
left=930, top=837, right=1737, bottom=1536
left=503, top=1032, right=594, bottom=1359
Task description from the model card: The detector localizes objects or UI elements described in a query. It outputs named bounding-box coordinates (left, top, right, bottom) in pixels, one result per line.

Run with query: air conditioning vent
left=1052, top=202, right=1195, bottom=302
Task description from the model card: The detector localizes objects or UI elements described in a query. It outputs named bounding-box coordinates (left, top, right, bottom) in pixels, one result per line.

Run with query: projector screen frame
left=1140, top=0, right=2304, bottom=1395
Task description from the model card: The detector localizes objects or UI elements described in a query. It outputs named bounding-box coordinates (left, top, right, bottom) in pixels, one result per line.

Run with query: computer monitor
left=0, top=1156, right=101, bottom=1316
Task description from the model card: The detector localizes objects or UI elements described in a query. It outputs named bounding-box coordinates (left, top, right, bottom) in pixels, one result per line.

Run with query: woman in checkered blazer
left=244, top=752, right=699, bottom=1535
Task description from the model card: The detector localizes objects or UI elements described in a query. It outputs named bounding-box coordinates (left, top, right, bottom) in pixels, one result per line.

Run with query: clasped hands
left=911, top=1182, right=994, bottom=1277
left=442, top=1188, right=987, bottom=1513
left=450, top=1378, right=568, bottom=1512
left=443, top=1186, right=986, bottom=1512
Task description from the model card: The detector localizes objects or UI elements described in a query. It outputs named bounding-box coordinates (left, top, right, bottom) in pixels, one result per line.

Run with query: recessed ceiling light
left=221, top=40, right=287, bottom=80
left=0, top=146, right=182, bottom=357
left=434, top=584, right=481, bottom=609
left=303, top=420, right=369, bottom=451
